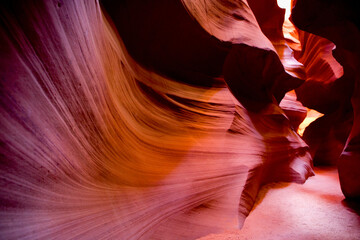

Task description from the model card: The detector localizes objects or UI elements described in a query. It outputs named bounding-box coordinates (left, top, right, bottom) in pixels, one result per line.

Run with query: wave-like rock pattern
left=294, top=32, right=346, bottom=114
left=282, top=10, right=352, bottom=166
left=0, top=0, right=313, bottom=239
left=292, top=0, right=360, bottom=198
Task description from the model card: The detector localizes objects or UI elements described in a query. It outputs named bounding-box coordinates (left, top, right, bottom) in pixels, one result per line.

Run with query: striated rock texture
left=246, top=0, right=307, bottom=131
left=287, top=21, right=353, bottom=166
left=292, top=0, right=360, bottom=198
left=0, top=0, right=313, bottom=239
left=247, top=0, right=306, bottom=80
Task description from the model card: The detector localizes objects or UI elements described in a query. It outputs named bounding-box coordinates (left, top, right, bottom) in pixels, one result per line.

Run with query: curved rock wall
left=292, top=0, right=360, bottom=198
left=0, top=0, right=315, bottom=239
left=286, top=15, right=353, bottom=166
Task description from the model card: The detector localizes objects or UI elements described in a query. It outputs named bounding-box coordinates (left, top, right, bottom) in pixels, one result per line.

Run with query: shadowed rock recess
left=0, top=0, right=358, bottom=239
left=292, top=0, right=360, bottom=198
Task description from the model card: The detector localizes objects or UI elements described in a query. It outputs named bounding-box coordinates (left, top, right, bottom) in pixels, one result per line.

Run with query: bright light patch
left=277, top=0, right=292, bottom=19
left=297, top=109, right=324, bottom=136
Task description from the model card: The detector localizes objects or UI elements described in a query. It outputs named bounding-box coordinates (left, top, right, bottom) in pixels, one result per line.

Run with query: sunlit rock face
left=0, top=0, right=314, bottom=239
left=288, top=18, right=352, bottom=166
left=292, top=0, right=360, bottom=198
left=246, top=0, right=307, bottom=131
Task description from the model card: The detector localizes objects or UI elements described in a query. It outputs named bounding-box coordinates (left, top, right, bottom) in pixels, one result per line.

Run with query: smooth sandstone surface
left=1, top=0, right=359, bottom=239
left=292, top=0, right=360, bottom=198
left=0, top=1, right=312, bottom=239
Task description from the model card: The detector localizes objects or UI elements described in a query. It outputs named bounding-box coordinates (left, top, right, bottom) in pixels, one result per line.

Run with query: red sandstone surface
left=0, top=0, right=359, bottom=239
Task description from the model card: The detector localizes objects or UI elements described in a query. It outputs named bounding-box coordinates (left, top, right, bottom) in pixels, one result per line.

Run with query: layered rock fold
left=0, top=0, right=316, bottom=239
left=292, top=0, right=360, bottom=198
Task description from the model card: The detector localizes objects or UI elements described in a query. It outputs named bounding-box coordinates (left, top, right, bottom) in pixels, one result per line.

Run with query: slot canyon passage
left=0, top=0, right=360, bottom=239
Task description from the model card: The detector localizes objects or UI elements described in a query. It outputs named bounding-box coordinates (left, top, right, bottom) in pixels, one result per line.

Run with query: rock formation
left=292, top=0, right=360, bottom=198
left=283, top=5, right=353, bottom=167
left=4, top=0, right=358, bottom=239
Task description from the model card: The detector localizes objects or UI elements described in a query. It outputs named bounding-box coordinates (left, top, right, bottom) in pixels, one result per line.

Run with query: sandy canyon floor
left=200, top=167, right=360, bottom=240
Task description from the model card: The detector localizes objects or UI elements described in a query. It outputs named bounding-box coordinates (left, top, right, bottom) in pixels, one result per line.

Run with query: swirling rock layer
left=292, top=0, right=360, bottom=198
left=0, top=0, right=313, bottom=239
